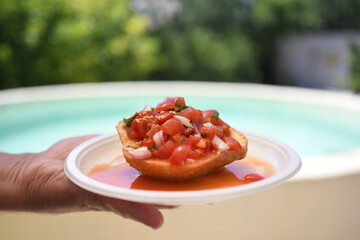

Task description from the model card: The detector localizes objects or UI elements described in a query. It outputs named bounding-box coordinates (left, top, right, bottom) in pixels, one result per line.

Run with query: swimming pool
left=1, top=81, right=360, bottom=180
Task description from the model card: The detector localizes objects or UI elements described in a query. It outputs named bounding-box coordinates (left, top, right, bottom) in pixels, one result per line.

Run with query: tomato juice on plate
left=88, top=152, right=275, bottom=191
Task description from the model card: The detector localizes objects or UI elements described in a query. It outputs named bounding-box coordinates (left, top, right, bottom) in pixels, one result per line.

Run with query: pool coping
left=1, top=81, right=360, bottom=181
left=1, top=81, right=360, bottom=110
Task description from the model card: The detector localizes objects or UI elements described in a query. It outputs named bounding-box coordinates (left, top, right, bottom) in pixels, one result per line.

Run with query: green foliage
left=250, top=0, right=322, bottom=34
left=151, top=27, right=259, bottom=82
left=1, top=0, right=360, bottom=90
left=150, top=0, right=323, bottom=83
left=149, top=0, right=261, bottom=82
left=318, top=0, right=360, bottom=29
left=0, top=0, right=162, bottom=89
left=348, top=43, right=360, bottom=93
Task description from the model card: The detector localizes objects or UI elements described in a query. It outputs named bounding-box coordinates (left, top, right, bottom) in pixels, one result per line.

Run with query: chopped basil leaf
left=212, top=111, right=219, bottom=119
left=123, top=113, right=138, bottom=127
left=149, top=144, right=156, bottom=151
left=175, top=103, right=189, bottom=112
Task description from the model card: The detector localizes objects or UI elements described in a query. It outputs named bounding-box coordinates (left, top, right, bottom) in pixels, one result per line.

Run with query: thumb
left=44, top=135, right=98, bottom=159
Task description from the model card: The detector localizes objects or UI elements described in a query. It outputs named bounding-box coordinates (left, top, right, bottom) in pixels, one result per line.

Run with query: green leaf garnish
left=211, top=111, right=219, bottom=119
left=123, top=113, right=138, bottom=127
left=175, top=103, right=189, bottom=112
left=149, top=144, right=156, bottom=151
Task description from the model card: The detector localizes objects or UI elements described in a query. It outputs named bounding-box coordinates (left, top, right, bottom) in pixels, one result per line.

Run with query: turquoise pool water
left=1, top=96, right=360, bottom=157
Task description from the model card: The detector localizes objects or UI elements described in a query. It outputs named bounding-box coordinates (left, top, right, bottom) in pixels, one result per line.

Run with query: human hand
left=0, top=135, right=164, bottom=229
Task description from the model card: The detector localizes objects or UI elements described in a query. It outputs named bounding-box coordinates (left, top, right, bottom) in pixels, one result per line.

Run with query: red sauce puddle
left=88, top=154, right=275, bottom=191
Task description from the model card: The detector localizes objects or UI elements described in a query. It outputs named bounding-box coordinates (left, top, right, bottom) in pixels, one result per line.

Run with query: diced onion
left=193, top=122, right=201, bottom=134
left=153, top=130, right=165, bottom=147
left=126, top=147, right=152, bottom=160
left=212, top=135, right=230, bottom=151
left=203, top=122, right=214, bottom=127
left=142, top=105, right=152, bottom=112
left=173, top=115, right=193, bottom=128
left=164, top=97, right=176, bottom=103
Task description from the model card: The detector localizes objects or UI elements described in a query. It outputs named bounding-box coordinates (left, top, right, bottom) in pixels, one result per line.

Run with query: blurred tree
left=246, top=0, right=322, bottom=84
left=0, top=0, right=162, bottom=89
left=348, top=42, right=360, bottom=92
left=149, top=0, right=260, bottom=82
left=1, top=0, right=360, bottom=90
left=149, top=0, right=322, bottom=83
left=318, top=0, right=360, bottom=30
left=247, top=0, right=360, bottom=85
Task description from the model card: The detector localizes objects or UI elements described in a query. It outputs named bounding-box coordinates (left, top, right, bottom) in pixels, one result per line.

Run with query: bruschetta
left=116, top=97, right=248, bottom=181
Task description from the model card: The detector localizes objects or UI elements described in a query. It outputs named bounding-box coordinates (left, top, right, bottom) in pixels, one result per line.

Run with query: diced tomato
left=124, top=97, right=239, bottom=162
left=152, top=140, right=176, bottom=159
left=137, top=110, right=155, bottom=119
left=174, top=97, right=186, bottom=106
left=156, top=102, right=176, bottom=112
left=196, top=138, right=206, bottom=148
left=204, top=138, right=211, bottom=150
left=170, top=134, right=186, bottom=145
left=214, top=118, right=230, bottom=136
left=161, top=118, right=185, bottom=136
left=169, top=145, right=191, bottom=166
left=196, top=138, right=211, bottom=150
left=214, top=126, right=225, bottom=138
left=201, top=110, right=219, bottom=124
left=183, top=127, right=194, bottom=137
left=200, top=125, right=216, bottom=139
left=137, top=122, right=149, bottom=138
left=223, top=137, right=242, bottom=150
left=141, top=138, right=155, bottom=150
left=181, top=107, right=201, bottom=121
left=131, top=119, right=151, bottom=139
left=162, top=131, right=168, bottom=142
left=156, top=97, right=186, bottom=112
left=188, top=148, right=204, bottom=159
left=156, top=112, right=175, bottom=124
left=126, top=127, right=141, bottom=140
left=188, top=134, right=202, bottom=147
left=200, top=110, right=214, bottom=123
left=163, top=97, right=186, bottom=106
left=223, top=126, right=230, bottom=136
left=242, top=173, right=264, bottom=183
left=146, top=124, right=161, bottom=138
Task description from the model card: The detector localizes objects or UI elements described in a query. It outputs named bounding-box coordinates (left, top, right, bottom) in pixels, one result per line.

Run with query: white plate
left=64, top=132, right=301, bottom=206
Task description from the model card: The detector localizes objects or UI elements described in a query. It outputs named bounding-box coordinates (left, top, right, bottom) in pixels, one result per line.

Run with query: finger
left=49, top=135, right=98, bottom=151
left=97, top=196, right=164, bottom=229
left=155, top=205, right=178, bottom=209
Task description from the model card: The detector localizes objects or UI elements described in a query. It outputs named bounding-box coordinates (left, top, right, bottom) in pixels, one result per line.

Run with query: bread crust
left=116, top=121, right=248, bottom=181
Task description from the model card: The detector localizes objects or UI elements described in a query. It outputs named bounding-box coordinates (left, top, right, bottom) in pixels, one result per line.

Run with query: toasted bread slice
left=116, top=121, right=248, bottom=181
